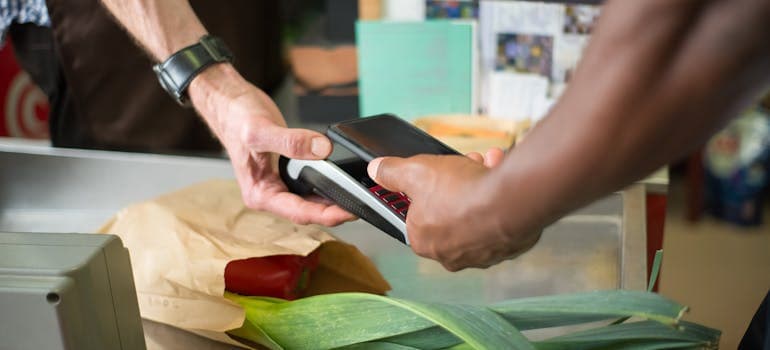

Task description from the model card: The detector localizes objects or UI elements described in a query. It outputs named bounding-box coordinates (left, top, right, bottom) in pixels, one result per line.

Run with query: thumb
left=250, top=125, right=332, bottom=159
left=368, top=156, right=414, bottom=193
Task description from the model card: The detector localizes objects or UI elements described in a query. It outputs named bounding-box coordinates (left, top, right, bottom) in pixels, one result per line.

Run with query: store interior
left=1, top=1, right=768, bottom=349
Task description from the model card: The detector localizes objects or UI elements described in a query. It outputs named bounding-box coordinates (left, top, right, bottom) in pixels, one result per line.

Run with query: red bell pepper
left=224, top=250, right=321, bottom=300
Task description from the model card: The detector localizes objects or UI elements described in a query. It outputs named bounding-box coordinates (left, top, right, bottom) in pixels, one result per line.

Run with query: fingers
left=367, top=156, right=419, bottom=193
left=466, top=152, right=484, bottom=163
left=484, top=148, right=505, bottom=168
left=247, top=125, right=332, bottom=160
left=236, top=167, right=356, bottom=226
left=262, top=192, right=356, bottom=227
left=467, top=149, right=505, bottom=168
left=302, top=194, right=338, bottom=206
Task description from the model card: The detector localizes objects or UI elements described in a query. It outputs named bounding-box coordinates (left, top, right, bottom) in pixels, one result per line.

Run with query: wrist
left=156, top=29, right=207, bottom=61
left=188, top=63, right=248, bottom=127
left=480, top=164, right=548, bottom=242
left=154, top=35, right=235, bottom=107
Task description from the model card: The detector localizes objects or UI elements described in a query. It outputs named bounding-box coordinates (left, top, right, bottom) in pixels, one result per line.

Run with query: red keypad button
left=368, top=185, right=386, bottom=195
left=382, top=193, right=402, bottom=203
left=367, top=184, right=411, bottom=218
left=390, top=200, right=408, bottom=210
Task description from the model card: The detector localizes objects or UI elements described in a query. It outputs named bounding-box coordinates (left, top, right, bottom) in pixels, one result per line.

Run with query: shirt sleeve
left=0, top=0, right=51, bottom=46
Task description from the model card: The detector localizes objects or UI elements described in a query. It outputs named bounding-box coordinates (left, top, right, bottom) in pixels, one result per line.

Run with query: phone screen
left=329, top=115, right=460, bottom=161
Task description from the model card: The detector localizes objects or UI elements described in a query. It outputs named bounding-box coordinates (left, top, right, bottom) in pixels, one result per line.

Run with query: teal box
left=356, top=21, right=476, bottom=121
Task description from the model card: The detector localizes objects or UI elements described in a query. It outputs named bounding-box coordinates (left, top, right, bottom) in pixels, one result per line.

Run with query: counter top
left=0, top=138, right=647, bottom=348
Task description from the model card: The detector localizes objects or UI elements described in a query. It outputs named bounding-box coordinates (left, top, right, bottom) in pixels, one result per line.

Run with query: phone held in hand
left=279, top=114, right=460, bottom=244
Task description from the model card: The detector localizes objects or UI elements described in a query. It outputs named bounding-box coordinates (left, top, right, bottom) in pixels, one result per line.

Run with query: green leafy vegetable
left=225, top=290, right=718, bottom=350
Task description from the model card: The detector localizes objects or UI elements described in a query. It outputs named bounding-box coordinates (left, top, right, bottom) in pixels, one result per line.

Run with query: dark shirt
left=12, top=0, right=286, bottom=154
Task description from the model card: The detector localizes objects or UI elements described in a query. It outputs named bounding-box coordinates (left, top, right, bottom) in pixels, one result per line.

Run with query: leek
left=225, top=250, right=718, bottom=349
left=226, top=291, right=719, bottom=350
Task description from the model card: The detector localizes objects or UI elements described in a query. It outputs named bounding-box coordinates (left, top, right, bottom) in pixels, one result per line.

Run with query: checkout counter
left=0, top=137, right=650, bottom=349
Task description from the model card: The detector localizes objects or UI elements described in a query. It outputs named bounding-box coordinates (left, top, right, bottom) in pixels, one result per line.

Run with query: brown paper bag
left=99, top=179, right=390, bottom=346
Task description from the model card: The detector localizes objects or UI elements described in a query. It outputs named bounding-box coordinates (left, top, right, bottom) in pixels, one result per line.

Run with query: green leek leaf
left=226, top=290, right=718, bottom=350
left=337, top=342, right=423, bottom=350
left=492, top=290, right=685, bottom=326
left=536, top=320, right=719, bottom=350
left=385, top=300, right=533, bottom=350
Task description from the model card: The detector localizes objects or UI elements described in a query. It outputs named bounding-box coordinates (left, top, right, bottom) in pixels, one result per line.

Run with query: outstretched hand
left=367, top=148, right=542, bottom=271
left=190, top=64, right=355, bottom=226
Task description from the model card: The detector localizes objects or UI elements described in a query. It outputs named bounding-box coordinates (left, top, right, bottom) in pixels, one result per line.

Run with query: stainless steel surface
left=0, top=138, right=647, bottom=347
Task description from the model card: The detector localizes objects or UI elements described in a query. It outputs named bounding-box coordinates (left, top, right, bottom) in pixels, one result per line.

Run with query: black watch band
left=153, top=35, right=234, bottom=106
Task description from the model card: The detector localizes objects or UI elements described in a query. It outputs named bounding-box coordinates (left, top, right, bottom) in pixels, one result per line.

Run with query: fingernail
left=368, top=158, right=382, bottom=180
left=311, top=137, right=331, bottom=157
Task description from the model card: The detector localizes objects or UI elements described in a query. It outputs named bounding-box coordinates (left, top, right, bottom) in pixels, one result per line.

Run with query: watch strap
left=153, top=35, right=233, bottom=106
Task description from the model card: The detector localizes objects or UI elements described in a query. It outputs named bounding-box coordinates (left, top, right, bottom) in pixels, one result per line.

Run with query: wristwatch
left=153, top=35, right=234, bottom=106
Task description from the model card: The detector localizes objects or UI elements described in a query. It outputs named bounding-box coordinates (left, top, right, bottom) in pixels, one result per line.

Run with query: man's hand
left=367, top=149, right=541, bottom=271
left=190, top=64, right=355, bottom=226
left=99, top=0, right=355, bottom=227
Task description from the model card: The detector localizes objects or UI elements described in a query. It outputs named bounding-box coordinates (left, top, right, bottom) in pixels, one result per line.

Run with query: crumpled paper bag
left=99, top=179, right=390, bottom=346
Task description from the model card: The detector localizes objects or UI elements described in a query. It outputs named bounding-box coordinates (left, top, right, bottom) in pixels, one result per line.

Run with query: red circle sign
left=0, top=40, right=50, bottom=139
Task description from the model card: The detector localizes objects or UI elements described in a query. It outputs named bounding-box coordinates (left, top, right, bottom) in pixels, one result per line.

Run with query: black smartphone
left=327, top=114, right=461, bottom=161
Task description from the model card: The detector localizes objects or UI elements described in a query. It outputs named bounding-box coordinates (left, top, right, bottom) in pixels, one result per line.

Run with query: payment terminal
left=279, top=114, right=460, bottom=244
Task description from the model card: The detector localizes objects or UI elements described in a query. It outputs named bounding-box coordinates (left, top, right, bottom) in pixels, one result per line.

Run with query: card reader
left=279, top=114, right=462, bottom=245
left=279, top=156, right=411, bottom=244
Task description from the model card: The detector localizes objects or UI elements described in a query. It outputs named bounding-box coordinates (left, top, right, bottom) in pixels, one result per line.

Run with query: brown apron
left=44, top=0, right=286, bottom=153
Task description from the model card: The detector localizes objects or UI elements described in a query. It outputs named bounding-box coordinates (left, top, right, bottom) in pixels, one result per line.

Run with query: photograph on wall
left=495, top=33, right=553, bottom=78
left=563, top=5, right=601, bottom=34
left=425, top=0, right=479, bottom=19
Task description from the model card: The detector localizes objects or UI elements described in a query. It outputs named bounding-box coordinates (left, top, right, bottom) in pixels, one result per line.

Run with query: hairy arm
left=98, top=0, right=247, bottom=136
left=99, top=0, right=354, bottom=226
left=99, top=0, right=204, bottom=60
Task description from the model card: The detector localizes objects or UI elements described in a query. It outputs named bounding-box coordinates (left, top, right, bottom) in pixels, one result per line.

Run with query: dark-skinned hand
left=368, top=148, right=542, bottom=271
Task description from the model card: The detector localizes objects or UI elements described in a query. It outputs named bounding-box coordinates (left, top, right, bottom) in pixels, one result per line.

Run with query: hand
left=367, top=148, right=542, bottom=271
left=189, top=64, right=355, bottom=226
left=464, top=148, right=506, bottom=169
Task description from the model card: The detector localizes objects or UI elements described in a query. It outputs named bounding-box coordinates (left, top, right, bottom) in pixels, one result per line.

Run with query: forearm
left=100, top=0, right=205, bottom=60
left=98, top=0, right=345, bottom=225
left=99, top=0, right=248, bottom=131
left=485, top=0, right=770, bottom=233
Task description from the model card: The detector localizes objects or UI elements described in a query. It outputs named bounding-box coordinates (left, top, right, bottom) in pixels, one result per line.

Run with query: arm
left=99, top=0, right=354, bottom=226
left=369, top=0, right=770, bottom=270
left=488, top=0, right=770, bottom=236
